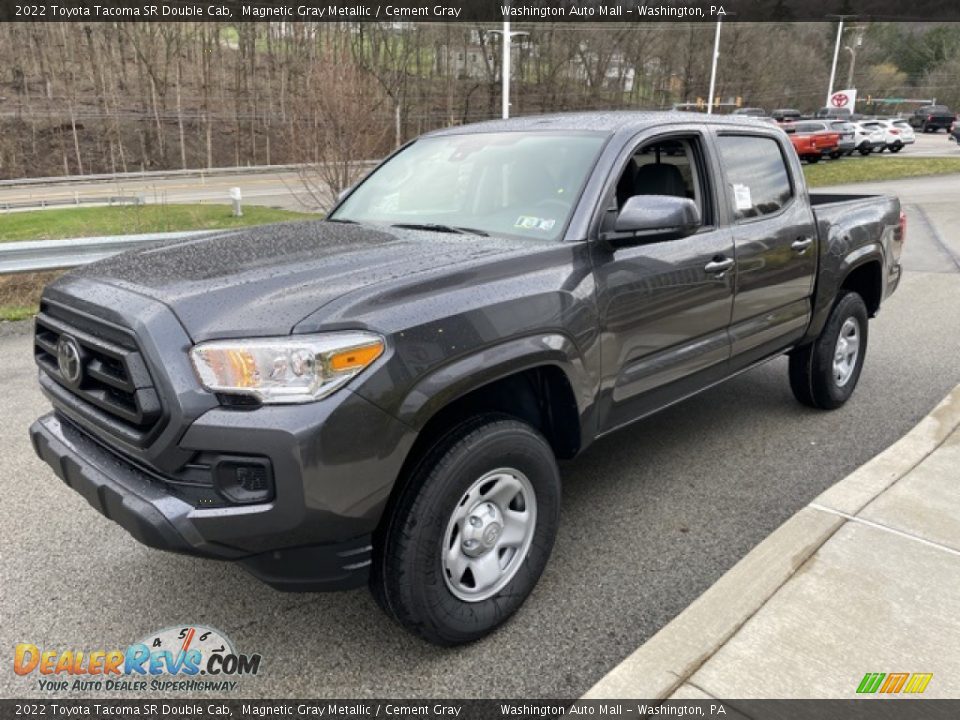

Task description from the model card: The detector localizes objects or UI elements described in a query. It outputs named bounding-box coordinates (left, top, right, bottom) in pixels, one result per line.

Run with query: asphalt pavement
left=1, top=176, right=959, bottom=699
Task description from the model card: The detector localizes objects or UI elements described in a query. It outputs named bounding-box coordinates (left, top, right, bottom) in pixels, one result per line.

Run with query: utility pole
left=707, top=19, right=722, bottom=115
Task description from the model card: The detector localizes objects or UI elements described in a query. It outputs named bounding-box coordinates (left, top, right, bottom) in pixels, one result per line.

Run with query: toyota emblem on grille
left=56, top=336, right=83, bottom=386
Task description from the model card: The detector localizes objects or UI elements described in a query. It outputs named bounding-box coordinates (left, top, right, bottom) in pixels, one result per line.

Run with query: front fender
left=393, top=333, right=596, bottom=442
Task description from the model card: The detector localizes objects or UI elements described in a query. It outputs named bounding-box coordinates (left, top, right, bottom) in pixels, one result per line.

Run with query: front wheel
left=789, top=291, right=869, bottom=410
left=370, top=414, right=561, bottom=645
left=858, top=145, right=872, bottom=156
left=889, top=143, right=903, bottom=153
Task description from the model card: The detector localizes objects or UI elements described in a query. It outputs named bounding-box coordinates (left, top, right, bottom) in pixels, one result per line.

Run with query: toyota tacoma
left=30, top=112, right=904, bottom=645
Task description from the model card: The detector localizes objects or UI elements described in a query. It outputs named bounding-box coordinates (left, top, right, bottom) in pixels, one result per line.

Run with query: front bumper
left=32, top=387, right=415, bottom=592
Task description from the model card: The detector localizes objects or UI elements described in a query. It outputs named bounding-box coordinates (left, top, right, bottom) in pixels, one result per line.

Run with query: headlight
left=190, top=332, right=384, bottom=404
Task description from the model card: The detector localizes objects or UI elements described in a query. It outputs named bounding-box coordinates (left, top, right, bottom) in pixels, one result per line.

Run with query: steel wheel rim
left=441, top=468, right=537, bottom=603
left=833, top=317, right=861, bottom=387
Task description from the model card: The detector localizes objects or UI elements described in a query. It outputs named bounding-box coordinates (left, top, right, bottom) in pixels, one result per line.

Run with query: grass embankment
left=0, top=203, right=312, bottom=243
left=803, top=156, right=960, bottom=187
left=0, top=204, right=315, bottom=320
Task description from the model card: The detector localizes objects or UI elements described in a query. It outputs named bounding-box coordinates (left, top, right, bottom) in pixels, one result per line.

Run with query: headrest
left=633, top=163, right=687, bottom=198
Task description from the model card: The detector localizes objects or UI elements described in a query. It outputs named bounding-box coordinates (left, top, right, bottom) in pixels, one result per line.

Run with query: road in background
left=1, top=176, right=958, bottom=699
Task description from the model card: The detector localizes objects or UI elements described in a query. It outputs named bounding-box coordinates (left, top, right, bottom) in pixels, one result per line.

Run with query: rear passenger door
left=714, top=133, right=818, bottom=367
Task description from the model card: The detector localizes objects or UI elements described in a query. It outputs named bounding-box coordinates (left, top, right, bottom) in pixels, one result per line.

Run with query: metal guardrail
left=0, top=230, right=218, bottom=274
left=1, top=195, right=143, bottom=213
left=0, top=161, right=380, bottom=188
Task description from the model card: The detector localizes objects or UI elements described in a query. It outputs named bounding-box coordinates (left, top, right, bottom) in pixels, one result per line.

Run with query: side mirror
left=608, top=195, right=701, bottom=245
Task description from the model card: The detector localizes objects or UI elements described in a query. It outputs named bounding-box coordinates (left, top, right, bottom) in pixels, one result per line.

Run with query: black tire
left=858, top=145, right=872, bottom=156
left=789, top=291, right=869, bottom=410
left=889, top=144, right=903, bottom=153
left=806, top=155, right=820, bottom=163
left=829, top=151, right=841, bottom=160
left=370, top=414, right=561, bottom=645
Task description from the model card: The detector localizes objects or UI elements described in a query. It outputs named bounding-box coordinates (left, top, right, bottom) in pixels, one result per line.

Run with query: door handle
left=792, top=238, right=814, bottom=253
left=704, top=257, right=735, bottom=274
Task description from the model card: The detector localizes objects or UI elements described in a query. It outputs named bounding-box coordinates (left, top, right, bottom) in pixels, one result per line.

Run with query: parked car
left=786, top=120, right=842, bottom=161
left=30, top=112, right=904, bottom=645
left=827, top=120, right=857, bottom=156
left=867, top=118, right=915, bottom=152
left=732, top=107, right=767, bottom=117
left=771, top=108, right=803, bottom=123
left=851, top=121, right=887, bottom=155
left=907, top=105, right=956, bottom=133
left=815, top=107, right=854, bottom=120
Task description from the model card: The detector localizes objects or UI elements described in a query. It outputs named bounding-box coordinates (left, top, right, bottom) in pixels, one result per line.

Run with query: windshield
left=331, top=131, right=607, bottom=241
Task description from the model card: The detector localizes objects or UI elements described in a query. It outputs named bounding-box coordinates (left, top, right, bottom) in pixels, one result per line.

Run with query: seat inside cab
left=616, top=139, right=700, bottom=211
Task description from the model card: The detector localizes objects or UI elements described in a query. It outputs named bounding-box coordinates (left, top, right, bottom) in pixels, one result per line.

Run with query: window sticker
left=732, top=183, right=753, bottom=211
left=514, top=216, right=556, bottom=231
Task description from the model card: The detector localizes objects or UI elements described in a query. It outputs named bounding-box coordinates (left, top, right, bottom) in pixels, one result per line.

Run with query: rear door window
left=716, top=136, right=794, bottom=221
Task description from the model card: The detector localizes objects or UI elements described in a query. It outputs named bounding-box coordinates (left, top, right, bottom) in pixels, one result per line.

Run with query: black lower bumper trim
left=30, top=414, right=200, bottom=556
left=240, top=539, right=372, bottom=592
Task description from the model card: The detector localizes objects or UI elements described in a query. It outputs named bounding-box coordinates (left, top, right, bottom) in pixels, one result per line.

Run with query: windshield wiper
left=390, top=222, right=489, bottom=237
left=326, top=217, right=358, bottom=224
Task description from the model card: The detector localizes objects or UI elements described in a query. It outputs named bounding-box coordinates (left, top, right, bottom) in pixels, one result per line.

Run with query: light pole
left=707, top=19, right=722, bottom=115
left=491, top=12, right=529, bottom=119
left=844, top=46, right=856, bottom=89
left=844, top=30, right=863, bottom=89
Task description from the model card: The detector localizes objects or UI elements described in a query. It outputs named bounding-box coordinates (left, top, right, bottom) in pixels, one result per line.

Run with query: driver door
left=590, top=131, right=736, bottom=433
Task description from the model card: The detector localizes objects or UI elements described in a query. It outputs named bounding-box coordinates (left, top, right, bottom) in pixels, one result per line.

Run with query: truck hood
left=67, top=220, right=530, bottom=341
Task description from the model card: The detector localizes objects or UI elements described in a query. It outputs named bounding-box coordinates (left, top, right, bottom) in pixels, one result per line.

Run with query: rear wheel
left=789, top=291, right=869, bottom=410
left=806, top=155, right=820, bottom=163
left=889, top=143, right=903, bottom=153
left=829, top=151, right=841, bottom=160
left=857, top=143, right=872, bottom=156
left=370, top=414, right=561, bottom=645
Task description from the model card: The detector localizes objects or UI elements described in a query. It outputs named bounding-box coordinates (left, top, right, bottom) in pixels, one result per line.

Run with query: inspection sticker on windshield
left=733, top=183, right=752, bottom=211
left=515, top=216, right=556, bottom=231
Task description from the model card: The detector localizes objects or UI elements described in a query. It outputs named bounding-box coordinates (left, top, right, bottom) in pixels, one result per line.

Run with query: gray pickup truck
left=30, top=112, right=904, bottom=645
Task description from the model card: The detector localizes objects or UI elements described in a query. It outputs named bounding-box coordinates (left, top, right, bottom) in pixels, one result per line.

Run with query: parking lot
left=872, top=129, right=959, bottom=157
left=2, top=174, right=959, bottom=699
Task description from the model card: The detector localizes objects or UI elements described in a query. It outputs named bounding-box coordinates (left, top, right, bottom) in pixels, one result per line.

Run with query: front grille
left=34, top=303, right=164, bottom=447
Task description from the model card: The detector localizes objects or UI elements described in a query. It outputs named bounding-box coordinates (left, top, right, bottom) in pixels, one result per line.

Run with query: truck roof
left=426, top=110, right=776, bottom=136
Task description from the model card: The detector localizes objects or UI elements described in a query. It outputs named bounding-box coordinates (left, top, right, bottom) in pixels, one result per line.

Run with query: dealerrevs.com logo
left=14, top=625, right=262, bottom=693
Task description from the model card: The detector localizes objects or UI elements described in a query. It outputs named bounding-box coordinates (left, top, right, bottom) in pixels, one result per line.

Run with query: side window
left=612, top=136, right=710, bottom=226
left=716, top=135, right=793, bottom=220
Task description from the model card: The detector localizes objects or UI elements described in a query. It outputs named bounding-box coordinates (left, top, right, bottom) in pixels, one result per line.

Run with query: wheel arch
left=374, top=336, right=591, bottom=538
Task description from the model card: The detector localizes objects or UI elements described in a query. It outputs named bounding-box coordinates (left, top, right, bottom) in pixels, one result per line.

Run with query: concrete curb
left=583, top=384, right=960, bottom=700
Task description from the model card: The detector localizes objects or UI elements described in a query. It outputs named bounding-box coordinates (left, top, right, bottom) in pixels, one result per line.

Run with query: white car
left=851, top=122, right=887, bottom=155
left=862, top=119, right=915, bottom=153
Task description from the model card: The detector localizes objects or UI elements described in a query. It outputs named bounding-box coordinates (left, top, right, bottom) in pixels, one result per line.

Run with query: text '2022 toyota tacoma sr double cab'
left=30, top=112, right=904, bottom=645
